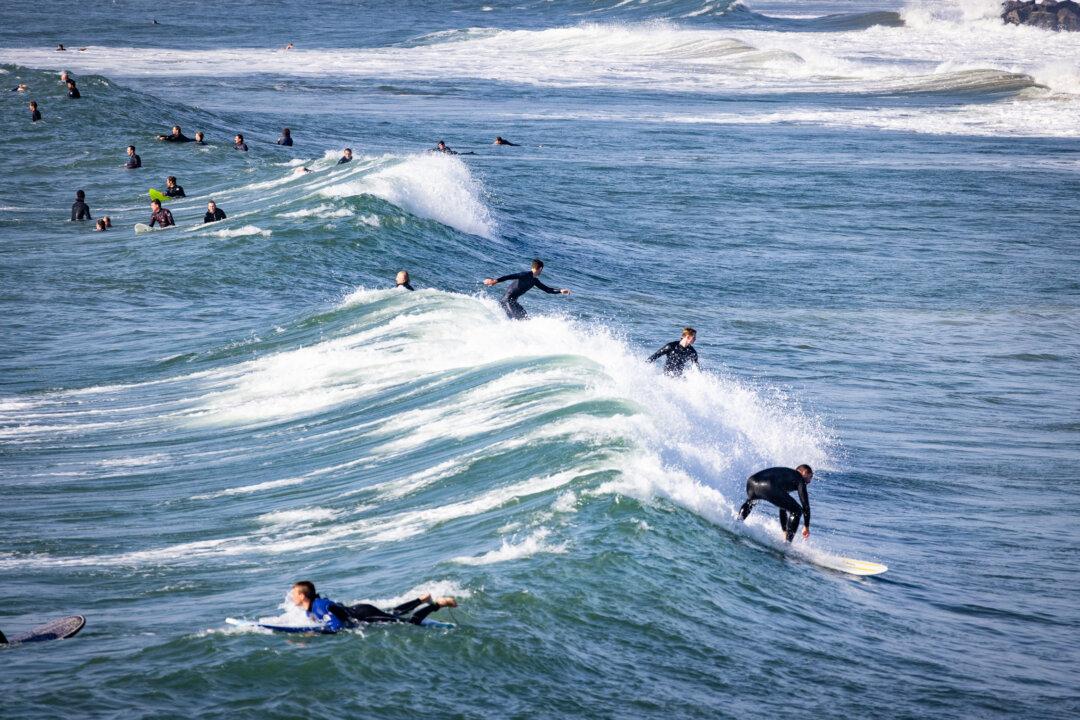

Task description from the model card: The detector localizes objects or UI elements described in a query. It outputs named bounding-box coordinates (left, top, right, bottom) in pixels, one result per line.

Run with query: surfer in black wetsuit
left=148, top=199, right=174, bottom=228
left=164, top=176, right=185, bottom=198
left=483, top=259, right=571, bottom=320
left=739, top=465, right=813, bottom=542
left=647, top=328, right=699, bottom=377
left=70, top=189, right=91, bottom=221
left=276, top=127, right=293, bottom=146
left=125, top=145, right=141, bottom=169
left=66, top=79, right=80, bottom=99
left=234, top=133, right=248, bottom=151
left=289, top=581, right=457, bottom=632
left=194, top=131, right=206, bottom=145
left=29, top=101, right=41, bottom=121
left=157, top=125, right=192, bottom=143
left=395, top=270, right=414, bottom=291
left=204, top=200, right=226, bottom=223
left=338, top=148, right=353, bottom=164
left=433, top=140, right=457, bottom=155
left=493, top=136, right=518, bottom=146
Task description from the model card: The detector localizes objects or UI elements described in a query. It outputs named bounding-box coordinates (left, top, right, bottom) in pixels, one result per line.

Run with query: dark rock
left=1001, top=1, right=1080, bottom=31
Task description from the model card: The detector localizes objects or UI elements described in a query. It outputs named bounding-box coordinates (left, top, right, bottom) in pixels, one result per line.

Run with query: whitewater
left=1, top=1, right=1078, bottom=718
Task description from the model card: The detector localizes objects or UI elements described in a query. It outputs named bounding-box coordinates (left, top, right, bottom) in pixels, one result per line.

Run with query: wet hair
left=282, top=127, right=291, bottom=135
left=29, top=101, right=37, bottom=109
left=235, top=133, right=244, bottom=141
left=75, top=189, right=85, bottom=200
left=151, top=199, right=161, bottom=208
left=207, top=199, right=216, bottom=206
left=531, top=259, right=544, bottom=271
left=195, top=131, right=204, bottom=139
left=682, top=327, right=697, bottom=338
left=95, top=218, right=107, bottom=230
left=796, top=464, right=813, bottom=476
left=293, top=580, right=316, bottom=601
left=437, top=140, right=446, bottom=145
left=343, top=147, right=352, bottom=153
left=127, top=145, right=135, bottom=151
left=172, top=125, right=181, bottom=132
left=166, top=176, right=177, bottom=184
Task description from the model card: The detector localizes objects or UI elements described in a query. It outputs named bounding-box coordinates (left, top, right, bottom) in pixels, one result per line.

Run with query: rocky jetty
left=1002, top=1, right=1080, bottom=31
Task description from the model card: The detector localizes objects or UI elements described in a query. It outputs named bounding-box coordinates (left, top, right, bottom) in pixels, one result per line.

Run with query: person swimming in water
left=193, top=131, right=206, bottom=145
left=103, top=215, right=112, bottom=228
left=11, top=83, right=29, bottom=93
left=493, top=136, right=518, bottom=146
left=95, top=218, right=108, bottom=231
left=738, top=465, right=814, bottom=542
left=276, top=127, right=293, bottom=146
left=483, top=259, right=571, bottom=320
left=56, top=44, right=66, bottom=52
left=147, top=199, right=174, bottom=228
left=395, top=270, right=414, bottom=291
left=288, top=581, right=457, bottom=632
left=338, top=147, right=353, bottom=164
left=164, top=176, right=185, bottom=198
left=432, top=140, right=458, bottom=155
left=157, top=125, right=192, bottom=143
left=203, top=200, right=226, bottom=223
left=647, top=327, right=699, bottom=377
left=125, top=145, right=141, bottom=169
left=234, top=133, right=248, bottom=151
left=29, top=100, right=41, bottom=122
left=70, top=189, right=91, bottom=221
left=65, top=79, right=80, bottom=99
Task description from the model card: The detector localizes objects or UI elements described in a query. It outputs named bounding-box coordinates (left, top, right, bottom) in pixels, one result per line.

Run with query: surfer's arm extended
left=647, top=342, right=675, bottom=363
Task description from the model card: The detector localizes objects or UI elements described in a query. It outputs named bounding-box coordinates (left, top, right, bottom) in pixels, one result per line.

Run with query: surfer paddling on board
left=647, top=327, right=699, bottom=377
left=157, top=125, right=192, bottom=143
left=739, top=465, right=813, bottom=542
left=289, top=581, right=457, bottom=631
left=484, top=259, right=571, bottom=320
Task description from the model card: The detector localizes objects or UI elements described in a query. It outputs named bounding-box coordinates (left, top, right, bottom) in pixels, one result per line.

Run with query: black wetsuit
left=162, top=133, right=192, bottom=143
left=328, top=597, right=443, bottom=627
left=647, top=341, right=699, bottom=377
left=149, top=207, right=174, bottom=228
left=31, top=109, right=42, bottom=121
left=164, top=185, right=185, bottom=198
left=493, top=270, right=559, bottom=320
left=235, top=141, right=248, bottom=151
left=277, top=136, right=293, bottom=146
left=126, top=154, right=141, bottom=169
left=337, top=155, right=351, bottom=164
left=397, top=281, right=415, bottom=291
left=739, top=467, right=810, bottom=542
left=204, top=208, right=226, bottom=223
left=71, top=200, right=91, bottom=221
left=433, top=146, right=458, bottom=155
left=67, top=86, right=80, bottom=99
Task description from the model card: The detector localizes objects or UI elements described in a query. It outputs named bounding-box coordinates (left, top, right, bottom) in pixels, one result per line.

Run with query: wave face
left=2, top=1, right=1079, bottom=719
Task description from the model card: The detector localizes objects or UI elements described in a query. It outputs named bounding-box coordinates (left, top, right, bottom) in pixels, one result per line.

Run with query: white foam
left=277, top=204, right=354, bottom=219
left=191, top=476, right=306, bottom=500
left=256, top=508, right=339, bottom=525
left=453, top=528, right=567, bottom=566
left=319, top=154, right=494, bottom=238
left=209, top=224, right=272, bottom=238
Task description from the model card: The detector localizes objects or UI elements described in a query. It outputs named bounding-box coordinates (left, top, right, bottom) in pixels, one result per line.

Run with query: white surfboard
left=134, top=223, right=153, bottom=234
left=808, top=554, right=888, bottom=576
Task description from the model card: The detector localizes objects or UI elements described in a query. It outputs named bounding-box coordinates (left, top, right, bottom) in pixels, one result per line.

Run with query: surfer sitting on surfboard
left=290, top=581, right=457, bottom=631
left=147, top=199, right=174, bottom=229
left=738, top=465, right=813, bottom=542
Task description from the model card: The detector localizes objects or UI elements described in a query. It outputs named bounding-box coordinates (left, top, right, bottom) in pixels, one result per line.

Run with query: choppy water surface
left=1, top=1, right=1078, bottom=718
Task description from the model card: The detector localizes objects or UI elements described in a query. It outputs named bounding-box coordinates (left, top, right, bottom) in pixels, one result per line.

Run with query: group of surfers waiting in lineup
left=29, top=67, right=815, bottom=636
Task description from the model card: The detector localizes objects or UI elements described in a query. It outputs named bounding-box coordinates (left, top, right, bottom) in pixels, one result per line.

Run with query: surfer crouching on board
left=738, top=465, right=813, bottom=542
left=147, top=199, right=174, bottom=228
left=289, top=581, right=457, bottom=631
left=483, top=259, right=571, bottom=320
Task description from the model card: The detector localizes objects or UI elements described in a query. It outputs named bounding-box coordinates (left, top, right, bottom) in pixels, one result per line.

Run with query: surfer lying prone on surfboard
left=738, top=465, right=813, bottom=542
left=290, top=581, right=458, bottom=632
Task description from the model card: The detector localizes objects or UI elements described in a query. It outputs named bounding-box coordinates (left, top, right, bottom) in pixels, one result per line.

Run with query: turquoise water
left=2, top=1, right=1079, bottom=717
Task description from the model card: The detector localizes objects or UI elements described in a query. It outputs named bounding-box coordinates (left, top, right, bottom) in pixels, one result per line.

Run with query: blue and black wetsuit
left=308, top=596, right=443, bottom=632
left=492, top=270, right=559, bottom=320
left=647, top=341, right=698, bottom=377
left=739, top=467, right=810, bottom=542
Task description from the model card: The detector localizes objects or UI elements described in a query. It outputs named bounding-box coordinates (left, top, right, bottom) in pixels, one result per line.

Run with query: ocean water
left=1, top=0, right=1078, bottom=717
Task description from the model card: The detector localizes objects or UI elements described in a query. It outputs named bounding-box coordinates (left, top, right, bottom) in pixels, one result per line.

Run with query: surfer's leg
left=406, top=597, right=457, bottom=625
left=0, top=628, right=7, bottom=644
left=739, top=499, right=754, bottom=520
left=500, top=297, right=527, bottom=320
left=778, top=508, right=790, bottom=534
left=739, top=479, right=764, bottom=520
left=345, top=603, right=399, bottom=624
left=391, top=598, right=425, bottom=616
left=771, top=493, right=803, bottom=542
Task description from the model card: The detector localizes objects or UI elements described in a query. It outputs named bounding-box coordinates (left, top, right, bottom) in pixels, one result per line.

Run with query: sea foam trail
left=0, top=288, right=832, bottom=570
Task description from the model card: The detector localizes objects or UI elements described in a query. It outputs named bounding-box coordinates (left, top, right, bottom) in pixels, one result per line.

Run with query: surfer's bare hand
left=561, top=288, right=571, bottom=295
left=483, top=278, right=496, bottom=286
left=802, top=528, right=810, bottom=539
